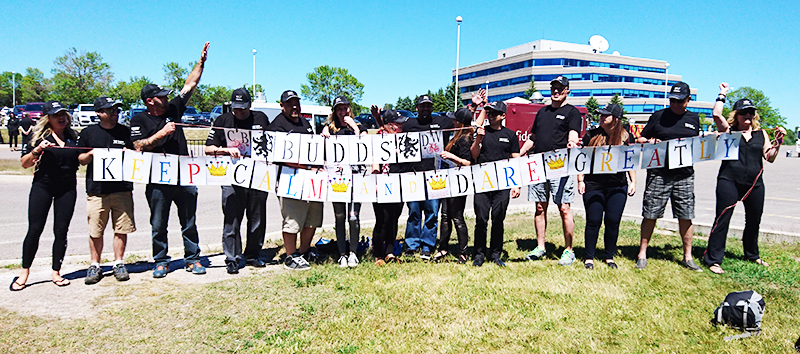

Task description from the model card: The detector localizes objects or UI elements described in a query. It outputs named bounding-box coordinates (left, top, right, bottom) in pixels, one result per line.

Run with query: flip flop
left=709, top=264, right=725, bottom=274
left=432, top=251, right=448, bottom=262
left=754, top=259, right=770, bottom=267
left=9, top=277, right=26, bottom=291
left=52, top=278, right=70, bottom=287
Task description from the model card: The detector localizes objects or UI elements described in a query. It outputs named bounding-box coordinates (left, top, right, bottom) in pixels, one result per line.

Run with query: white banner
left=123, top=149, right=152, bottom=184
left=92, top=149, right=124, bottom=182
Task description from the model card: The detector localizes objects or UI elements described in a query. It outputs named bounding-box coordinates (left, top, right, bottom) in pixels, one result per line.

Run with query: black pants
left=473, top=190, right=510, bottom=260
left=22, top=180, right=77, bottom=270
left=8, top=133, right=17, bottom=147
left=221, top=185, right=268, bottom=264
left=704, top=179, right=765, bottom=266
left=333, top=202, right=361, bottom=255
left=439, top=196, right=469, bottom=256
left=582, top=186, right=627, bottom=260
left=372, top=202, right=403, bottom=259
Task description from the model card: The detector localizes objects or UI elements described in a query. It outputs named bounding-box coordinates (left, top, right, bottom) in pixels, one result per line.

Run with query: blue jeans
left=405, top=199, right=439, bottom=252
left=145, top=184, right=201, bottom=265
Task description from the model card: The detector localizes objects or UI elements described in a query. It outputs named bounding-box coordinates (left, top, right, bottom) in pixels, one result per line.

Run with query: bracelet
left=716, top=97, right=726, bottom=103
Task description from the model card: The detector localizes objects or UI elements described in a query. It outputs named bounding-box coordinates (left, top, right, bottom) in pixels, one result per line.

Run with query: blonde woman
left=703, top=83, right=786, bottom=274
left=10, top=101, right=81, bottom=291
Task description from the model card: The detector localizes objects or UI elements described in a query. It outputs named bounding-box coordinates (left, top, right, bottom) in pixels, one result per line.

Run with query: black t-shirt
left=7, top=117, right=19, bottom=134
left=19, top=117, right=34, bottom=135
left=205, top=111, right=270, bottom=156
left=401, top=114, right=454, bottom=171
left=77, top=124, right=135, bottom=195
left=22, top=135, right=81, bottom=185
left=477, top=126, right=520, bottom=164
left=582, top=127, right=635, bottom=191
left=447, top=133, right=474, bottom=164
left=640, top=108, right=700, bottom=176
left=530, top=104, right=582, bottom=153
left=129, top=95, right=189, bottom=155
left=266, top=113, right=314, bottom=134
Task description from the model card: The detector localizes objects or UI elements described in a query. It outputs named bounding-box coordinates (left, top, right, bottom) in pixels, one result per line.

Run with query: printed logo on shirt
left=498, top=137, right=510, bottom=143
left=556, top=115, right=565, bottom=120
left=430, top=124, right=440, bottom=129
left=306, top=128, right=312, bottom=132
left=131, top=127, right=140, bottom=132
left=684, top=122, right=696, bottom=130
left=252, top=125, right=262, bottom=130
left=113, top=140, right=125, bottom=146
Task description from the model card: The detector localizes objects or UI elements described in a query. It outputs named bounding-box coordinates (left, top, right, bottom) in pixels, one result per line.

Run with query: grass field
left=1, top=214, right=799, bottom=353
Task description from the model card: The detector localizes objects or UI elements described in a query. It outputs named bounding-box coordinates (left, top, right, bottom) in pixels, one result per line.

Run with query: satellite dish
left=589, top=35, right=609, bottom=53
left=612, top=51, right=620, bottom=56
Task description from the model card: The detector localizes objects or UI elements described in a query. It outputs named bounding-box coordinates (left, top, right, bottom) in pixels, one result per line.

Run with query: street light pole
left=252, top=49, right=257, bottom=96
left=12, top=71, right=15, bottom=107
left=454, top=16, right=462, bottom=111
left=664, top=62, right=669, bottom=108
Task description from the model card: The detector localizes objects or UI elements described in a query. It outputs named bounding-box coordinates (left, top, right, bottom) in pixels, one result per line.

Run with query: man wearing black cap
left=205, top=88, right=270, bottom=274
left=77, top=97, right=136, bottom=284
left=519, top=75, right=582, bottom=266
left=266, top=90, right=320, bottom=271
left=130, top=42, right=209, bottom=278
left=635, top=81, right=701, bottom=271
left=400, top=94, right=454, bottom=260
left=470, top=101, right=520, bottom=266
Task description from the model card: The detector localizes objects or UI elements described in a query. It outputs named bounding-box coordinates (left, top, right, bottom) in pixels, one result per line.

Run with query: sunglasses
left=102, top=108, right=121, bottom=114
left=738, top=108, right=756, bottom=116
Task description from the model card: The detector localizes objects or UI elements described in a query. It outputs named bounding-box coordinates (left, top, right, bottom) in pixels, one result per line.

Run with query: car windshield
left=25, top=104, right=43, bottom=111
left=81, top=106, right=94, bottom=111
left=185, top=107, right=198, bottom=114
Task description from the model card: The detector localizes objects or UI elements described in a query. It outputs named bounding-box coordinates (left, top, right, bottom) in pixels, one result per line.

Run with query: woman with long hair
left=10, top=101, right=81, bottom=291
left=433, top=108, right=474, bottom=263
left=577, top=103, right=636, bottom=270
left=703, top=83, right=785, bottom=274
left=7, top=112, right=20, bottom=151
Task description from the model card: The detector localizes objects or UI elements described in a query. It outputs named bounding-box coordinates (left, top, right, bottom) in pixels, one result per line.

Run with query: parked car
left=201, top=112, right=211, bottom=121
left=129, top=106, right=146, bottom=119
left=74, top=104, right=99, bottom=126
left=181, top=106, right=210, bottom=126
left=397, top=110, right=417, bottom=121
left=210, top=105, right=223, bottom=122
left=24, top=102, right=44, bottom=120
left=354, top=113, right=378, bottom=129
left=13, top=105, right=26, bottom=118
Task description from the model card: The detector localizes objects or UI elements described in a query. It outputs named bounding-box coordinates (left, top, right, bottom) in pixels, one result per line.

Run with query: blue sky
left=2, top=0, right=798, bottom=128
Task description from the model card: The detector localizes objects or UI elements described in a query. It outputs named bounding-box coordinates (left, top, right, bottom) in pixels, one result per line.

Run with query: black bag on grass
left=711, top=290, right=765, bottom=340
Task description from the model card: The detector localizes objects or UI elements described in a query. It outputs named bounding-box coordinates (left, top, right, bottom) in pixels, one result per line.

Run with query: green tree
left=192, top=85, right=233, bottom=112
left=523, top=80, right=538, bottom=98
left=244, top=84, right=264, bottom=99
left=609, top=93, right=628, bottom=122
left=17, top=68, right=49, bottom=104
left=300, top=65, right=365, bottom=108
left=395, top=96, right=415, bottom=112
left=0, top=71, right=24, bottom=107
left=723, top=86, right=786, bottom=129
left=443, top=82, right=464, bottom=112
left=110, top=76, right=153, bottom=109
left=783, top=128, right=796, bottom=146
left=584, top=96, right=600, bottom=123
left=163, top=62, right=189, bottom=95
left=50, top=48, right=113, bottom=105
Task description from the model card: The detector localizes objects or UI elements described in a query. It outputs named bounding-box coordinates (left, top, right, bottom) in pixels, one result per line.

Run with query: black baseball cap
left=733, top=98, right=756, bottom=111
left=231, top=88, right=252, bottom=109
left=43, top=100, right=68, bottom=115
left=417, top=95, right=433, bottom=105
left=94, top=96, right=123, bottom=111
left=668, top=82, right=691, bottom=101
left=382, top=109, right=408, bottom=124
left=140, top=84, right=172, bottom=100
left=598, top=103, right=623, bottom=119
left=484, top=101, right=507, bottom=114
left=332, top=96, right=350, bottom=108
left=551, top=75, right=569, bottom=88
left=453, top=108, right=473, bottom=125
left=280, top=90, right=300, bottom=103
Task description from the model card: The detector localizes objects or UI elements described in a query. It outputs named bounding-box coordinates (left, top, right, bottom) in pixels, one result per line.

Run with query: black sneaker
left=246, top=258, right=266, bottom=268
left=284, top=254, right=311, bottom=271
left=85, top=265, right=103, bottom=285
left=112, top=263, right=130, bottom=281
left=492, top=257, right=506, bottom=267
left=226, top=262, right=239, bottom=274
left=473, top=254, right=485, bottom=267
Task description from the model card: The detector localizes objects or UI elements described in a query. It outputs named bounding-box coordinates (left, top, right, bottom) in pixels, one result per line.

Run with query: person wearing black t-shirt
left=635, top=81, right=702, bottom=271
left=77, top=97, right=137, bottom=285
left=130, top=42, right=209, bottom=278
left=519, top=76, right=582, bottom=266
left=7, top=112, right=20, bottom=150
left=400, top=94, right=454, bottom=260
left=469, top=101, right=521, bottom=267
left=11, top=101, right=81, bottom=291
left=267, top=90, right=321, bottom=271
left=204, top=88, right=270, bottom=274
left=576, top=104, right=636, bottom=270
left=19, top=112, right=34, bottom=148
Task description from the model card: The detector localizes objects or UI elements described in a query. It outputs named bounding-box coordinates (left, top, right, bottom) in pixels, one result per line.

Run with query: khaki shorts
left=280, top=198, right=323, bottom=234
left=86, top=191, right=136, bottom=238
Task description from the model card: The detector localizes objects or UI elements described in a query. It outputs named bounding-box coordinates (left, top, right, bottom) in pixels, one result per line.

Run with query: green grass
left=1, top=214, right=799, bottom=353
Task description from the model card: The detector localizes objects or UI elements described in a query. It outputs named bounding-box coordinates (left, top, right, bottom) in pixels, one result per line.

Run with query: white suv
left=74, top=104, right=99, bottom=126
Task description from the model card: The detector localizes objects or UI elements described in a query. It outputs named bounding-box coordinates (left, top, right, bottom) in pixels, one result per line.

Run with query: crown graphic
left=546, top=155, right=566, bottom=170
left=330, top=178, right=350, bottom=193
left=428, top=176, right=447, bottom=190
left=206, top=160, right=229, bottom=177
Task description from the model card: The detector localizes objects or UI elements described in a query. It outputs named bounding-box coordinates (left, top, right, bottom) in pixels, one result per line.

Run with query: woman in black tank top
left=703, top=83, right=786, bottom=274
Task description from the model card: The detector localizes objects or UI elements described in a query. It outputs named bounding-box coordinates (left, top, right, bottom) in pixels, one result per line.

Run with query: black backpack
left=711, top=290, right=765, bottom=341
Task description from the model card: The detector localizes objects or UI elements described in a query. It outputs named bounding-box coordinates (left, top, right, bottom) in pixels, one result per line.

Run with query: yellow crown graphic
left=428, top=176, right=447, bottom=190
left=330, top=179, right=350, bottom=193
left=206, top=161, right=229, bottom=177
left=546, top=155, right=566, bottom=170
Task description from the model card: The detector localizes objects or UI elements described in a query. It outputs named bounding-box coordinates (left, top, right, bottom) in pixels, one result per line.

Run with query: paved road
left=1, top=144, right=798, bottom=261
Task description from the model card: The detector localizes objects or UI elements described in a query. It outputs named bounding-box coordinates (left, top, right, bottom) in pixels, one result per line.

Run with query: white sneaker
left=347, top=252, right=359, bottom=268
left=338, top=255, right=348, bottom=268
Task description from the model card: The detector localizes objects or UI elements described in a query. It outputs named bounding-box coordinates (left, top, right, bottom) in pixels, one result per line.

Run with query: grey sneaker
left=284, top=254, right=311, bottom=271
left=85, top=265, right=103, bottom=285
left=635, top=258, right=647, bottom=270
left=558, top=249, right=576, bottom=266
left=347, top=253, right=359, bottom=268
left=680, top=259, right=703, bottom=272
left=112, top=263, right=130, bottom=281
left=525, top=246, right=546, bottom=261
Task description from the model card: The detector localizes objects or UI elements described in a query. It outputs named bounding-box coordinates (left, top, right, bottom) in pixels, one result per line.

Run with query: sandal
left=584, top=261, right=594, bottom=270
left=432, top=250, right=448, bottom=262
left=457, top=254, right=468, bottom=264
left=606, top=261, right=618, bottom=269
left=52, top=278, right=70, bottom=287
left=754, top=259, right=770, bottom=267
left=374, top=258, right=386, bottom=266
left=385, top=254, right=400, bottom=263
left=9, top=277, right=26, bottom=291
left=709, top=264, right=725, bottom=274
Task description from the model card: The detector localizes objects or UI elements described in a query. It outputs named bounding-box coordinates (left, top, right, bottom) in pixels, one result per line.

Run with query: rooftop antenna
left=589, top=35, right=609, bottom=53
